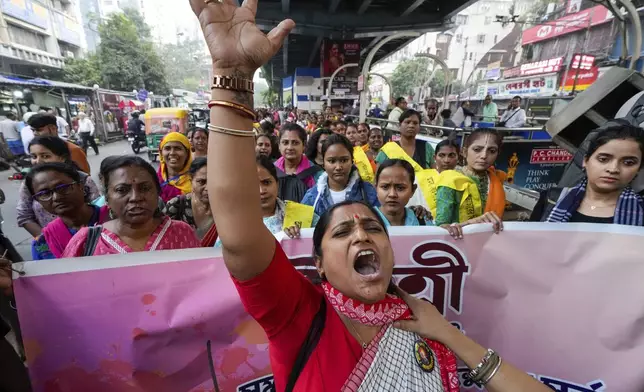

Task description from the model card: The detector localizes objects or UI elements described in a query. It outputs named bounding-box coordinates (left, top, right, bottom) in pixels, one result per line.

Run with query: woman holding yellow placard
left=215, top=155, right=317, bottom=247
left=434, top=129, right=505, bottom=233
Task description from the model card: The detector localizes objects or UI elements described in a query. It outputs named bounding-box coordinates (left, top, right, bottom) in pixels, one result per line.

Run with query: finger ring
left=204, top=0, right=223, bottom=4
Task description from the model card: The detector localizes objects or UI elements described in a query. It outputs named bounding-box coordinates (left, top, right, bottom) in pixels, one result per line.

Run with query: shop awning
left=0, top=75, right=92, bottom=90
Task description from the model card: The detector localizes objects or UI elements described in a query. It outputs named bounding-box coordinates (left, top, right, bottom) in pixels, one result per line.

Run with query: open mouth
left=354, top=249, right=380, bottom=276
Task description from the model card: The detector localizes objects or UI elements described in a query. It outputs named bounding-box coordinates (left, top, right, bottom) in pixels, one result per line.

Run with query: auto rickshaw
left=145, top=108, right=190, bottom=162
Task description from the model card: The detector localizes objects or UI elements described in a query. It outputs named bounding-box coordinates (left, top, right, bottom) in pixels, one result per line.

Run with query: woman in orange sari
left=434, top=129, right=505, bottom=231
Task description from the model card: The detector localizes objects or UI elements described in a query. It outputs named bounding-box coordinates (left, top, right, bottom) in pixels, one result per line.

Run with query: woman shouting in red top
left=191, top=0, right=550, bottom=391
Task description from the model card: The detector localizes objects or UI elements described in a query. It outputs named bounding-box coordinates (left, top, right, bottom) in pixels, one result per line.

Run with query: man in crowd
left=77, top=112, right=99, bottom=156
left=28, top=113, right=91, bottom=174
left=386, top=97, right=407, bottom=139
left=499, top=95, right=526, bottom=128
left=452, top=101, right=474, bottom=127
left=388, top=97, right=407, bottom=125
left=482, top=95, right=498, bottom=123
left=0, top=113, right=20, bottom=142
left=423, top=98, right=442, bottom=126
left=0, top=112, right=20, bottom=159
left=47, top=108, right=70, bottom=137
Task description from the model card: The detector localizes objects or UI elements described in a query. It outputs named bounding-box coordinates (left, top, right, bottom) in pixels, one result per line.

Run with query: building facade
left=368, top=0, right=532, bottom=104
left=0, top=0, right=85, bottom=76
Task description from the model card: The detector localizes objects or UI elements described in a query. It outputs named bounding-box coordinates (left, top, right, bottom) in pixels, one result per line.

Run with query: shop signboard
left=488, top=75, right=558, bottom=97
left=570, top=54, right=595, bottom=70
left=485, top=60, right=501, bottom=79
left=502, top=57, right=563, bottom=79
left=562, top=66, right=599, bottom=92
left=495, top=140, right=573, bottom=190
left=53, top=12, right=81, bottom=47
left=321, top=39, right=360, bottom=99
left=137, top=89, right=149, bottom=101
left=521, top=5, right=612, bottom=45
left=1, top=0, right=49, bottom=29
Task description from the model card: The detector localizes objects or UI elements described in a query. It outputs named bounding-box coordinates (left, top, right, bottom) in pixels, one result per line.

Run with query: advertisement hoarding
left=321, top=39, right=361, bottom=99
left=562, top=66, right=599, bottom=92
left=521, top=5, right=612, bottom=45
left=494, top=140, right=572, bottom=190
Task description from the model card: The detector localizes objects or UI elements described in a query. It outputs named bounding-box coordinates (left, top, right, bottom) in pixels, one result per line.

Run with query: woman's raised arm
left=190, top=0, right=294, bottom=280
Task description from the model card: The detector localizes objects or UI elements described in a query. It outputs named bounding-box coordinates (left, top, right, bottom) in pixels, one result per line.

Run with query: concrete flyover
left=255, top=0, right=479, bottom=91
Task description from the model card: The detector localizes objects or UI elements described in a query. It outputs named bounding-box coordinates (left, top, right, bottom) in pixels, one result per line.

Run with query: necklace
left=346, top=320, right=368, bottom=349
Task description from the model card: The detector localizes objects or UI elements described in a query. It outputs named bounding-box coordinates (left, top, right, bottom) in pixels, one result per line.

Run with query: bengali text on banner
left=12, top=223, right=644, bottom=392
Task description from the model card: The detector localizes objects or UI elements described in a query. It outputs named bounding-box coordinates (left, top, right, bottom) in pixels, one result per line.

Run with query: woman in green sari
left=434, top=129, right=505, bottom=236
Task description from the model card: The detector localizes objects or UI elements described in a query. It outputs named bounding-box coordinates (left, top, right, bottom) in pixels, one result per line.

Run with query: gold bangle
left=208, top=100, right=255, bottom=120
left=207, top=124, right=255, bottom=137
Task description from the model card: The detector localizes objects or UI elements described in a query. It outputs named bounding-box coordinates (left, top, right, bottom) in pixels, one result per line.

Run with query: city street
left=0, top=140, right=152, bottom=261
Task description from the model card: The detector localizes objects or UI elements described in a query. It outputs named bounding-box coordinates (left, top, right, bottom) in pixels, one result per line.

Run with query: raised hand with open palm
left=189, top=0, right=295, bottom=79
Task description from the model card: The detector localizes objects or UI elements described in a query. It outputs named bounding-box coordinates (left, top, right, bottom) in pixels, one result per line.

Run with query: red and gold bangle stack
left=207, top=100, right=255, bottom=120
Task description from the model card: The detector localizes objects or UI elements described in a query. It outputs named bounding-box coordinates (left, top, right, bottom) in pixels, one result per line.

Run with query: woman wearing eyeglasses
left=17, top=136, right=101, bottom=238
left=26, top=162, right=109, bottom=260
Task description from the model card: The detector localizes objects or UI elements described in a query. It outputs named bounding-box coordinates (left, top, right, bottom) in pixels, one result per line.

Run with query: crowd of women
left=1, top=0, right=644, bottom=390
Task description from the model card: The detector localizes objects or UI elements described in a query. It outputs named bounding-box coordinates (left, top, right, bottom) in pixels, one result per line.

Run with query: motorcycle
left=127, top=132, right=147, bottom=154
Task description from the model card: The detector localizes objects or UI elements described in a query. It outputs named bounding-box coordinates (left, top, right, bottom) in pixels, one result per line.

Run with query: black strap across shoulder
left=284, top=297, right=327, bottom=392
left=297, top=165, right=322, bottom=180
left=83, top=225, right=103, bottom=257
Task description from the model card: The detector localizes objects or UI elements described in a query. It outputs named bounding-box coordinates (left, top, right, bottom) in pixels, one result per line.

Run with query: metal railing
left=345, top=115, right=546, bottom=140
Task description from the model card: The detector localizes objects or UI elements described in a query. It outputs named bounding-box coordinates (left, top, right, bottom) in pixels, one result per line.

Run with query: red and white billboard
left=562, top=66, right=599, bottom=92
left=570, top=54, right=595, bottom=70
left=502, top=57, right=563, bottom=79
left=521, top=5, right=612, bottom=45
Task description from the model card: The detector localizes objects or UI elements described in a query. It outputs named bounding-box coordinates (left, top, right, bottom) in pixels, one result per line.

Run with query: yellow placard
left=282, top=201, right=315, bottom=230
left=415, top=169, right=440, bottom=218
left=353, top=146, right=375, bottom=184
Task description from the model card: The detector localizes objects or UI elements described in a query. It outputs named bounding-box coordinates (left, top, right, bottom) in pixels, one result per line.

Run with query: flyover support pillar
left=415, top=52, right=452, bottom=114
left=368, top=72, right=392, bottom=112
left=359, top=32, right=420, bottom=122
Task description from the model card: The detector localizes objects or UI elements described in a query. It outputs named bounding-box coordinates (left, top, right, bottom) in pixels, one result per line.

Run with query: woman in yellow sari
left=434, top=129, right=505, bottom=233
left=157, top=132, right=193, bottom=202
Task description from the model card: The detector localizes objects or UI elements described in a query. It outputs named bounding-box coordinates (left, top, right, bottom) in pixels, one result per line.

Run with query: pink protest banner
left=12, top=223, right=644, bottom=391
